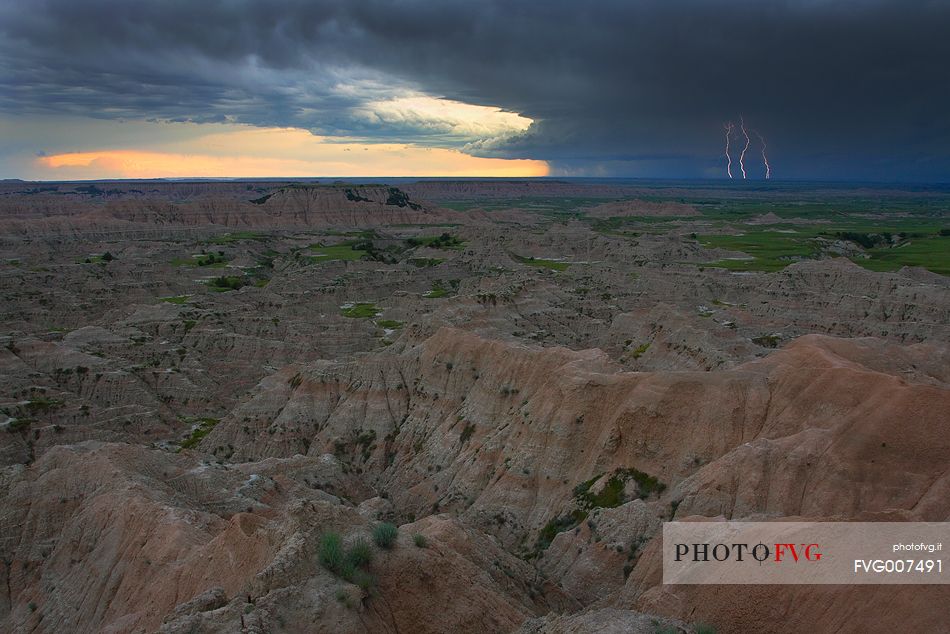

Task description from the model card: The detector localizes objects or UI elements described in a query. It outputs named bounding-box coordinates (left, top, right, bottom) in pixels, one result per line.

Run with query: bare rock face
left=516, top=608, right=690, bottom=634
left=182, top=325, right=949, bottom=632
left=0, top=442, right=570, bottom=633
left=0, top=182, right=459, bottom=239
left=202, top=327, right=949, bottom=529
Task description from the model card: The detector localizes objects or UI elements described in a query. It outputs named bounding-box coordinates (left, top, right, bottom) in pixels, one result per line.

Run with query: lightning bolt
left=753, top=130, right=771, bottom=179
left=738, top=116, right=751, bottom=180
left=723, top=121, right=735, bottom=179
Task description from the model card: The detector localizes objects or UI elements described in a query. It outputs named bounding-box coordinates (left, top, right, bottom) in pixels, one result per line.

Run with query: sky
left=1, top=0, right=948, bottom=181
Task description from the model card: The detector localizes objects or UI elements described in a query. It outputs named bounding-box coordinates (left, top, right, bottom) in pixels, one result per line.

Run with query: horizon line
left=5, top=176, right=950, bottom=187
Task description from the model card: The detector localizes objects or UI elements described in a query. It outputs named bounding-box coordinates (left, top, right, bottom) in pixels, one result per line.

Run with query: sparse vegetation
left=372, top=522, right=398, bottom=549
left=700, top=217, right=950, bottom=275
left=630, top=342, right=650, bottom=359
left=425, top=281, right=454, bottom=298
left=535, top=467, right=666, bottom=553
left=177, top=417, right=219, bottom=451
left=3, top=179, right=947, bottom=630
left=208, top=275, right=244, bottom=291
left=409, top=257, right=444, bottom=267
left=174, top=251, right=228, bottom=267
left=752, top=334, right=782, bottom=348
left=459, top=422, right=476, bottom=445
left=406, top=232, right=464, bottom=250
left=207, top=231, right=269, bottom=243
left=512, top=253, right=569, bottom=271
left=570, top=468, right=666, bottom=507
left=307, top=242, right=368, bottom=262
left=342, top=302, right=380, bottom=318
left=537, top=510, right=589, bottom=551
left=319, top=531, right=380, bottom=593
left=319, top=532, right=345, bottom=572
left=346, top=537, right=373, bottom=567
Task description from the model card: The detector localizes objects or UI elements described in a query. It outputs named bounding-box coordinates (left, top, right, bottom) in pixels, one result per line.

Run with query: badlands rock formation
left=0, top=180, right=947, bottom=632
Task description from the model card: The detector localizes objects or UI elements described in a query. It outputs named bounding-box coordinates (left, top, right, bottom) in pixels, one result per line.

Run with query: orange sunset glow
left=38, top=147, right=549, bottom=179
left=26, top=103, right=548, bottom=179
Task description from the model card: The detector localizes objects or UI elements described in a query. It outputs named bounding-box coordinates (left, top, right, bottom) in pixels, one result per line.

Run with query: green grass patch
left=853, top=235, right=950, bottom=275
left=424, top=283, right=449, bottom=298
left=81, top=252, right=117, bottom=264
left=375, top=319, right=403, bottom=329
left=178, top=417, right=219, bottom=451
left=700, top=232, right=818, bottom=272
left=512, top=254, right=570, bottom=271
left=208, top=275, right=245, bottom=291
left=630, top=343, right=650, bottom=359
left=573, top=467, right=666, bottom=509
left=206, top=231, right=269, bottom=245
left=342, top=302, right=380, bottom=318
left=160, top=295, right=189, bottom=304
left=701, top=222, right=950, bottom=275
left=22, top=398, right=64, bottom=414
left=437, top=196, right=607, bottom=215
left=534, top=466, right=665, bottom=554
left=589, top=216, right=680, bottom=236
left=173, top=252, right=229, bottom=267
left=307, top=242, right=368, bottom=262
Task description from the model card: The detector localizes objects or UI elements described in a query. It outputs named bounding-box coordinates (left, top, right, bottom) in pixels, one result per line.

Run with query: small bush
left=346, top=537, right=373, bottom=567
left=372, top=522, right=398, bottom=549
left=459, top=422, right=476, bottom=445
left=319, top=532, right=345, bottom=572
left=413, top=534, right=427, bottom=548
left=537, top=510, right=588, bottom=552
left=209, top=275, right=244, bottom=291
left=349, top=568, right=376, bottom=592
left=338, top=559, right=356, bottom=582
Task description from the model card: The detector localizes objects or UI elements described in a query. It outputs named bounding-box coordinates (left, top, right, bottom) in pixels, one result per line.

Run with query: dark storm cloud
left=1, top=0, right=948, bottom=179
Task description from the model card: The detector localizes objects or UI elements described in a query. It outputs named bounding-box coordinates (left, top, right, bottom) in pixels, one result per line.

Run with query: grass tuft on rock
left=372, top=522, right=398, bottom=549
left=319, top=532, right=345, bottom=573
left=346, top=537, right=373, bottom=567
